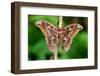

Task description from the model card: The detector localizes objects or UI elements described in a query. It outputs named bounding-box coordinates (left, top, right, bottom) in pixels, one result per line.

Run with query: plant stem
left=53, top=16, right=63, bottom=60
left=54, top=50, right=57, bottom=60
left=58, top=16, right=63, bottom=29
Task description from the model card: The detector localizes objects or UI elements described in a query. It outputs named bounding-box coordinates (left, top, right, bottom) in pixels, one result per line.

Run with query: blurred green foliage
left=28, top=15, right=88, bottom=60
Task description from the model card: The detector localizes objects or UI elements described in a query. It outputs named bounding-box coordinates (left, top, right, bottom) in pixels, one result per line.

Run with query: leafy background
left=28, top=15, right=88, bottom=60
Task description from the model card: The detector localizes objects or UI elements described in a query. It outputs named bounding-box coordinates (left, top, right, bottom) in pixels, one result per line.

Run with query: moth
left=35, top=19, right=83, bottom=53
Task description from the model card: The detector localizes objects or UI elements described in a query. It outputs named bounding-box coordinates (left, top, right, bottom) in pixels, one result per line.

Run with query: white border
left=20, top=6, right=95, bottom=70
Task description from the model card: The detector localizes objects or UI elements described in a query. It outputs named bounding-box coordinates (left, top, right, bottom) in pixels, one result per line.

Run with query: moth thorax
left=58, top=28, right=62, bottom=33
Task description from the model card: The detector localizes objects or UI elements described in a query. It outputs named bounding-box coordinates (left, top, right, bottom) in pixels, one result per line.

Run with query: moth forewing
left=71, top=24, right=83, bottom=38
left=35, top=20, right=58, bottom=53
left=62, top=23, right=83, bottom=52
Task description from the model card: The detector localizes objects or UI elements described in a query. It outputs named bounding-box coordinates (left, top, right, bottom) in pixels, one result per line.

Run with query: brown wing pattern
left=35, top=20, right=58, bottom=53
left=35, top=20, right=83, bottom=53
left=62, top=23, right=83, bottom=52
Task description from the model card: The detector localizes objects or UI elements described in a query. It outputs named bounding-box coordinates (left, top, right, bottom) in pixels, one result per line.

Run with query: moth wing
left=35, top=20, right=58, bottom=53
left=62, top=23, right=83, bottom=52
